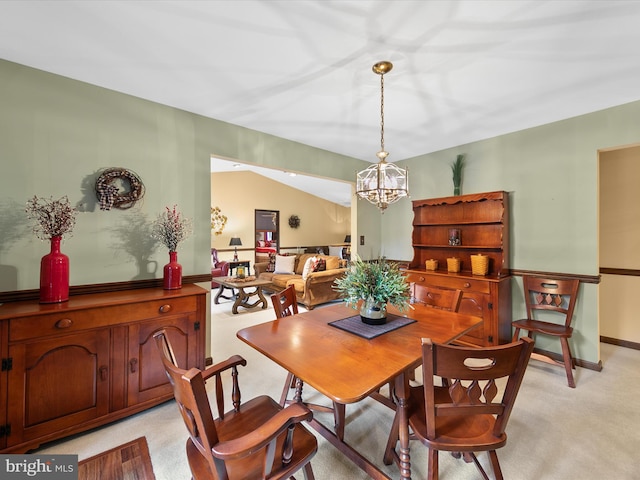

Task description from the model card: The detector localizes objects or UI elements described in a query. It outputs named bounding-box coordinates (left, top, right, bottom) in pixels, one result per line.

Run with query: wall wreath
left=288, top=214, right=300, bottom=229
left=95, top=167, right=145, bottom=210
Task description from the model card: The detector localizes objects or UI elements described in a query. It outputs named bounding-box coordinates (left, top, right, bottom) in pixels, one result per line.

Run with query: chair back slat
left=412, top=284, right=463, bottom=312
left=271, top=285, right=298, bottom=318
left=524, top=276, right=580, bottom=327
left=423, top=337, right=534, bottom=439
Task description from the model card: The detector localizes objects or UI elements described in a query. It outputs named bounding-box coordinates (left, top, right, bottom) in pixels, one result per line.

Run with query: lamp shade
left=229, top=237, right=242, bottom=246
left=344, top=235, right=351, bottom=243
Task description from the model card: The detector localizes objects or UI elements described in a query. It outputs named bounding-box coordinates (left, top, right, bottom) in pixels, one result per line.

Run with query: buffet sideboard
left=0, top=284, right=207, bottom=453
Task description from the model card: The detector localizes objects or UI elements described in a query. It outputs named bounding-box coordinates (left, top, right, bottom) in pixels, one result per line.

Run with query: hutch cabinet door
left=6, top=329, right=110, bottom=447
left=126, top=314, right=198, bottom=406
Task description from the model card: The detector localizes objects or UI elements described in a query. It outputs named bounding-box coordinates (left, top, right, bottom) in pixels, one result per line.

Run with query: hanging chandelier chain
left=380, top=72, right=385, bottom=154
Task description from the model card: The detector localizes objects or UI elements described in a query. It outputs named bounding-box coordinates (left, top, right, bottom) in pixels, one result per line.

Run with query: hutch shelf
left=405, top=191, right=511, bottom=346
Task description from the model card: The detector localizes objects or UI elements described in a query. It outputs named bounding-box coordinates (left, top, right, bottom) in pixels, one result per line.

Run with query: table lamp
left=229, top=237, right=242, bottom=261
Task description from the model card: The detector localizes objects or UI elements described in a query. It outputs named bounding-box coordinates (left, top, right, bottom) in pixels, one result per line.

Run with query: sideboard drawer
left=9, top=296, right=197, bottom=342
left=405, top=273, right=490, bottom=294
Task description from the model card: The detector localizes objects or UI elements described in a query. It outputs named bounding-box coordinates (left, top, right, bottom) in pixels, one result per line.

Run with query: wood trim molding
left=510, top=269, right=600, bottom=284
left=600, top=267, right=640, bottom=277
left=533, top=346, right=603, bottom=372
left=0, top=274, right=211, bottom=304
left=601, top=335, right=640, bottom=350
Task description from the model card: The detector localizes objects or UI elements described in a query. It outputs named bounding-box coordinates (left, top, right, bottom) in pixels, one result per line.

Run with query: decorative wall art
left=95, top=167, right=145, bottom=210
left=288, top=214, right=300, bottom=229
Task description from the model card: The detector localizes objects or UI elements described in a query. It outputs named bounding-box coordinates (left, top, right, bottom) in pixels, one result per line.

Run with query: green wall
left=0, top=59, right=369, bottom=292
left=389, top=101, right=640, bottom=364
left=3, top=57, right=640, bottom=365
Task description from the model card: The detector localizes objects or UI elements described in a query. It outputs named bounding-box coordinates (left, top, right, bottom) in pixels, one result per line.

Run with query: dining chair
left=271, top=286, right=347, bottom=440
left=381, top=285, right=464, bottom=399
left=384, top=336, right=534, bottom=479
left=412, top=284, right=463, bottom=312
left=154, top=329, right=317, bottom=480
left=512, top=275, right=580, bottom=387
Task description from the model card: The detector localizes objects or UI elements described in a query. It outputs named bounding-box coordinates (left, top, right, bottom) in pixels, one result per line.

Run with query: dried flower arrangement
left=152, top=205, right=193, bottom=252
left=25, top=195, right=78, bottom=240
left=210, top=206, right=227, bottom=236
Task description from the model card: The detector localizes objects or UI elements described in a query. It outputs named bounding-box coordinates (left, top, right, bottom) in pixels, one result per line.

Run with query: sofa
left=255, top=253, right=347, bottom=309
left=211, top=248, right=230, bottom=288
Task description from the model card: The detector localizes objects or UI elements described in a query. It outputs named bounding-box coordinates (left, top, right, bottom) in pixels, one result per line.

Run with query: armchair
left=211, top=248, right=230, bottom=288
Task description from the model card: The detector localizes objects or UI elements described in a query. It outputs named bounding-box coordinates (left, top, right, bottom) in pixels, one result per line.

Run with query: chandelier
left=356, top=61, right=409, bottom=212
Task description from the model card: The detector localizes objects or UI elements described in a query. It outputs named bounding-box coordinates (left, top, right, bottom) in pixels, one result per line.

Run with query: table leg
left=256, top=286, right=268, bottom=309
left=231, top=287, right=244, bottom=314
left=395, top=372, right=411, bottom=480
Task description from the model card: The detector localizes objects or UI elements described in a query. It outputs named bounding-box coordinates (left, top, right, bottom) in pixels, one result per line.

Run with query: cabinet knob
left=99, top=365, right=108, bottom=382
left=55, top=318, right=73, bottom=329
left=419, top=276, right=425, bottom=282
left=129, top=358, right=138, bottom=373
left=159, top=304, right=172, bottom=313
left=464, top=282, right=471, bottom=288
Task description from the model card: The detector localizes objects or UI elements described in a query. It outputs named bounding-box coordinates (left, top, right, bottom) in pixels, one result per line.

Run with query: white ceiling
left=2, top=1, right=640, bottom=204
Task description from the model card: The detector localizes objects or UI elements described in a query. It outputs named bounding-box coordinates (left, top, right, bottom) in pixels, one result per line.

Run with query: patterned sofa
left=255, top=253, right=346, bottom=309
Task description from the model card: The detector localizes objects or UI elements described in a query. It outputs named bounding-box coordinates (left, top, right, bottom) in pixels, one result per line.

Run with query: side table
left=228, top=259, right=251, bottom=277
left=213, top=276, right=273, bottom=314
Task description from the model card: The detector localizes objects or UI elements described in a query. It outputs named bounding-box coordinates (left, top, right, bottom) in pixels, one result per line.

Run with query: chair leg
left=383, top=409, right=401, bottom=465
left=333, top=402, right=346, bottom=441
left=512, top=326, right=521, bottom=342
left=280, top=372, right=295, bottom=406
left=302, top=461, right=315, bottom=480
left=487, top=450, right=503, bottom=480
left=559, top=337, right=576, bottom=388
left=427, top=449, right=439, bottom=480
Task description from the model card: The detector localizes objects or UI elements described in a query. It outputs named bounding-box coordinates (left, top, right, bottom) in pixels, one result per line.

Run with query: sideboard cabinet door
left=6, top=329, right=111, bottom=447
left=126, top=313, right=198, bottom=407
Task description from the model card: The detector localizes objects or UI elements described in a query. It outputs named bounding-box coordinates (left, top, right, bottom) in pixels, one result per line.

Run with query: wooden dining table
left=236, top=303, right=482, bottom=480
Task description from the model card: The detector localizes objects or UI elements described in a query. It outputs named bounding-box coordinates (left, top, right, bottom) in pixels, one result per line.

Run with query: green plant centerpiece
left=333, top=256, right=410, bottom=325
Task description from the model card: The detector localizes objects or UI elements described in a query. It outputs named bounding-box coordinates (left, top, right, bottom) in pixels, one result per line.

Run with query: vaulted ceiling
left=2, top=0, right=639, bottom=164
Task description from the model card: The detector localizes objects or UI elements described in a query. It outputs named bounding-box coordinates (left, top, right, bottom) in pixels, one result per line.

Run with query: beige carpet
left=35, top=298, right=640, bottom=480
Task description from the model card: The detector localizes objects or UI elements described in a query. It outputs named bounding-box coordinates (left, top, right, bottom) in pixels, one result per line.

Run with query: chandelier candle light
left=356, top=61, right=409, bottom=212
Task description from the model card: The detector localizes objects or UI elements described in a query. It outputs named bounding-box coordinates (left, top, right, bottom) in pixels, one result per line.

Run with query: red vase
left=163, top=251, right=182, bottom=290
left=40, top=236, right=69, bottom=303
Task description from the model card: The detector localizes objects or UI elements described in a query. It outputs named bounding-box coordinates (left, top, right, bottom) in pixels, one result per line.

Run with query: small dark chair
left=271, top=286, right=347, bottom=440
left=384, top=337, right=534, bottom=479
left=211, top=248, right=230, bottom=288
left=154, top=329, right=317, bottom=480
left=512, top=275, right=580, bottom=387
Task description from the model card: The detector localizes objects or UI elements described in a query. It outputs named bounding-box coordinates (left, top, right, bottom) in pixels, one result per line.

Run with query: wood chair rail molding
left=0, top=274, right=211, bottom=304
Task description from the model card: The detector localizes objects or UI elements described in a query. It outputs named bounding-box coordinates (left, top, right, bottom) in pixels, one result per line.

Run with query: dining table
left=236, top=303, right=482, bottom=480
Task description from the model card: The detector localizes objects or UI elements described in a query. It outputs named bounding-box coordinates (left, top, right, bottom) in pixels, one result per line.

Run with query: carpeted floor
left=35, top=297, right=640, bottom=480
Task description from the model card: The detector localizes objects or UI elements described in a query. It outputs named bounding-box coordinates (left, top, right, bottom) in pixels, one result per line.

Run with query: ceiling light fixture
left=356, top=61, right=409, bottom=212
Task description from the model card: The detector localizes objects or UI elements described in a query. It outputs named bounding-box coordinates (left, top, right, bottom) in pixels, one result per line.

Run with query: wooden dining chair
left=380, top=285, right=464, bottom=400
left=384, top=337, right=534, bottom=479
left=412, top=284, right=463, bottom=312
left=512, top=275, right=580, bottom=387
left=271, top=286, right=347, bottom=440
left=154, top=329, right=317, bottom=480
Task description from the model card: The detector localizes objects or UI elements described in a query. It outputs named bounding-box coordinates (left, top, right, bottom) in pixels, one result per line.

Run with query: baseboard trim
left=532, top=346, right=603, bottom=372
left=600, top=336, right=640, bottom=350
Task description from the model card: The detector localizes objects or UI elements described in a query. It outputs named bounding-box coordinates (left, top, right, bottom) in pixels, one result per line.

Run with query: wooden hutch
left=405, top=191, right=511, bottom=346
